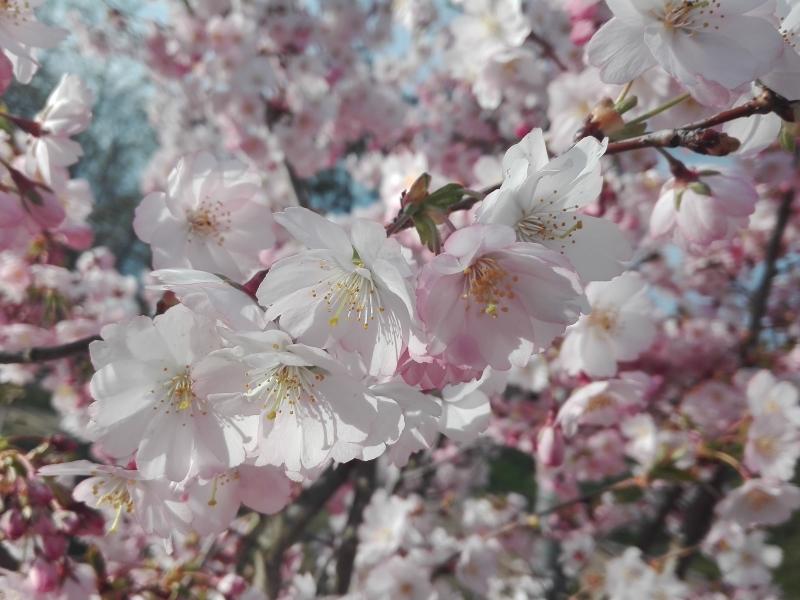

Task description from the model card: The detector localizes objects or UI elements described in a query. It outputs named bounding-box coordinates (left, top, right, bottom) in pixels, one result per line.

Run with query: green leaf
left=413, top=214, right=441, bottom=254
left=780, top=121, right=797, bottom=154
left=425, top=183, right=465, bottom=209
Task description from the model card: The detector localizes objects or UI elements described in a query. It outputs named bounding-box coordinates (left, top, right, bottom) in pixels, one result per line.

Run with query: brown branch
left=333, top=460, right=377, bottom=594
left=677, top=179, right=796, bottom=577
left=265, top=462, right=357, bottom=599
left=606, top=87, right=792, bottom=156
left=0, top=335, right=100, bottom=364
left=741, top=188, right=796, bottom=359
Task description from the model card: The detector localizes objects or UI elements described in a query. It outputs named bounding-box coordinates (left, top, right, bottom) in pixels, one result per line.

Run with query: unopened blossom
left=649, top=170, right=758, bottom=254
left=587, top=0, right=784, bottom=104
left=536, top=421, right=566, bottom=468
left=0, top=0, right=67, bottom=83
left=39, top=460, right=192, bottom=538
left=27, top=75, right=93, bottom=187
left=621, top=413, right=660, bottom=472
left=716, top=478, right=800, bottom=526
left=560, top=272, right=656, bottom=378
left=478, top=129, right=631, bottom=282
left=744, top=414, right=800, bottom=480
left=230, top=328, right=382, bottom=474
left=257, top=207, right=415, bottom=377
left=134, top=152, right=276, bottom=283
left=417, top=224, right=587, bottom=372
left=556, top=375, right=646, bottom=437
left=88, top=305, right=257, bottom=482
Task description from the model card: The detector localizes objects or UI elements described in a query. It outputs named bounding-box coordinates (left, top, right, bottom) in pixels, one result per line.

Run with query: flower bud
left=28, top=558, right=59, bottom=593
left=536, top=423, right=566, bottom=468
left=217, top=573, right=248, bottom=596
left=41, top=534, right=68, bottom=560
left=0, top=508, right=26, bottom=540
left=589, top=98, right=625, bottom=136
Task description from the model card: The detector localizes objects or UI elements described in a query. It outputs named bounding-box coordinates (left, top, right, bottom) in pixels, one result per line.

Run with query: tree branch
left=677, top=181, right=796, bottom=577
left=0, top=335, right=100, bottom=365
left=264, top=462, right=357, bottom=599
left=606, top=87, right=793, bottom=156
left=741, top=188, right=796, bottom=359
left=333, top=460, right=377, bottom=594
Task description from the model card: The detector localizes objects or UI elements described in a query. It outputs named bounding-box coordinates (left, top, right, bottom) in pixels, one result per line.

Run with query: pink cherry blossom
left=134, top=152, right=276, bottom=283
left=417, top=223, right=587, bottom=372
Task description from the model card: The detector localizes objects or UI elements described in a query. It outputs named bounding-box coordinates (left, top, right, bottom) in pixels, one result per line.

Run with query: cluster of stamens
left=313, top=258, right=384, bottom=330
left=462, top=257, right=517, bottom=318
left=660, top=1, right=721, bottom=33
left=246, top=364, right=324, bottom=421
left=585, top=393, right=616, bottom=414
left=515, top=190, right=583, bottom=254
left=186, top=198, right=232, bottom=244
left=92, top=477, right=134, bottom=533
left=744, top=487, right=774, bottom=511
left=588, top=309, right=618, bottom=332
left=0, top=1, right=29, bottom=24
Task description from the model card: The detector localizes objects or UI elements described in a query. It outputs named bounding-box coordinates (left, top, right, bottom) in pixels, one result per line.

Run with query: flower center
left=754, top=436, right=776, bottom=457
left=317, top=265, right=383, bottom=329
left=462, top=257, right=517, bottom=318
left=660, top=1, right=715, bottom=32
left=516, top=212, right=583, bottom=247
left=585, top=393, right=615, bottom=413
left=91, top=477, right=134, bottom=532
left=165, top=368, right=195, bottom=412
left=745, top=488, right=773, bottom=511
left=588, top=309, right=618, bottom=332
left=186, top=199, right=231, bottom=243
left=0, top=1, right=27, bottom=21
left=246, top=364, right=324, bottom=420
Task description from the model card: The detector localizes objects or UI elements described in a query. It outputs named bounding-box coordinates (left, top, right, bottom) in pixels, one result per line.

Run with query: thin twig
left=0, top=335, right=100, bottom=364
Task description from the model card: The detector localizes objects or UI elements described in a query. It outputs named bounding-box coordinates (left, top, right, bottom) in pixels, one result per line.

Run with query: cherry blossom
left=257, top=207, right=415, bottom=377
left=417, top=223, right=587, bottom=372
left=560, top=272, right=656, bottom=377
left=88, top=305, right=257, bottom=482
left=587, top=0, right=784, bottom=104
left=478, top=129, right=631, bottom=282
left=649, top=168, right=758, bottom=254
left=134, top=152, right=276, bottom=283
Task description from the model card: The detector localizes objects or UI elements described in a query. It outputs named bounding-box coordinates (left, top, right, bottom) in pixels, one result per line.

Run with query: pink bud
left=0, top=508, right=26, bottom=540
left=536, top=423, right=565, bottom=468
left=41, top=534, right=68, bottom=560
left=217, top=573, right=247, bottom=596
left=28, top=558, right=59, bottom=593
left=27, top=479, right=53, bottom=506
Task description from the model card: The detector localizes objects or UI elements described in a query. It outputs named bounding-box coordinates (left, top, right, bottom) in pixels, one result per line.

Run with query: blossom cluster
left=1, top=0, right=800, bottom=598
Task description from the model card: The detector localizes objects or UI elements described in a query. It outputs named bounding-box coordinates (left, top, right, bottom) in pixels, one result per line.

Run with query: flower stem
left=627, top=93, right=691, bottom=127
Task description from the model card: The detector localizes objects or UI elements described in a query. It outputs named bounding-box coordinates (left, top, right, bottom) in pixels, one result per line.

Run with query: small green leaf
left=779, top=121, right=797, bottom=153
left=425, top=183, right=465, bottom=209
left=688, top=181, right=712, bottom=196
left=414, top=214, right=441, bottom=254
